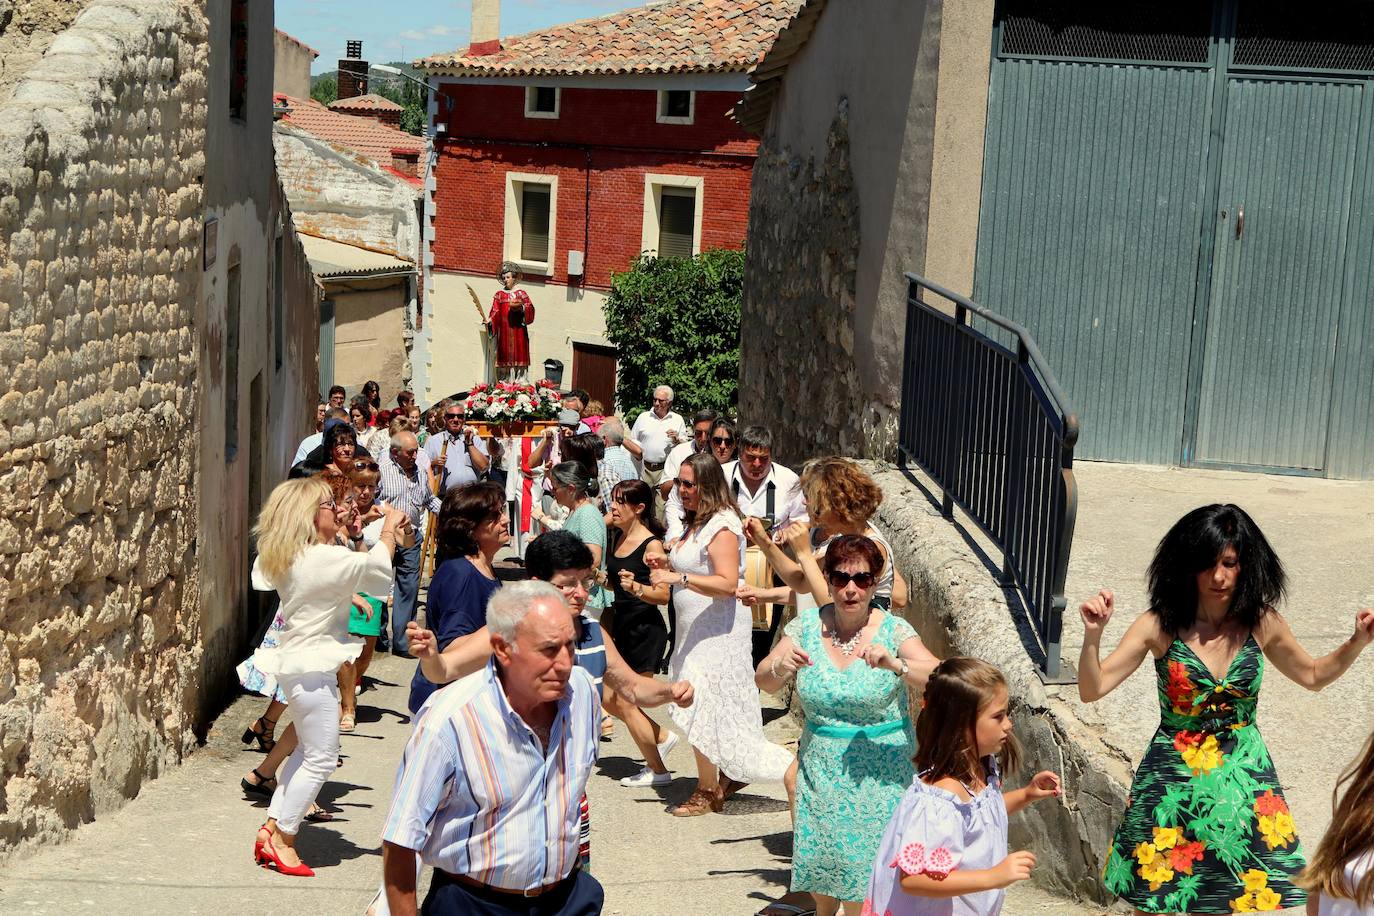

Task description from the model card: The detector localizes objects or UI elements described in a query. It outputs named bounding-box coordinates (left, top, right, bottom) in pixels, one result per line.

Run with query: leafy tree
left=370, top=73, right=428, bottom=136
left=602, top=249, right=743, bottom=418
left=310, top=75, right=337, bottom=105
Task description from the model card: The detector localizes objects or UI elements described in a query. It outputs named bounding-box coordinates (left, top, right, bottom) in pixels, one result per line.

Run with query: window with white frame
left=641, top=174, right=703, bottom=259
left=504, top=172, right=558, bottom=272
left=525, top=86, right=560, bottom=119
left=656, top=89, right=694, bottom=125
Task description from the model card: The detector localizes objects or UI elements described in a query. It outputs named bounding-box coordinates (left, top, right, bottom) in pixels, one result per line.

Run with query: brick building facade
left=414, top=0, right=798, bottom=406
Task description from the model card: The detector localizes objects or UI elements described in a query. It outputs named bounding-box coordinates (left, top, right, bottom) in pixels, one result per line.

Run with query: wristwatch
left=680, top=572, right=689, bottom=587
left=897, top=659, right=909, bottom=677
left=349, top=533, right=364, bottom=543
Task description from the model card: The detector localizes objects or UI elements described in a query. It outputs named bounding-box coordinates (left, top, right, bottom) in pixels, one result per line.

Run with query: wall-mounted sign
left=203, top=217, right=218, bottom=270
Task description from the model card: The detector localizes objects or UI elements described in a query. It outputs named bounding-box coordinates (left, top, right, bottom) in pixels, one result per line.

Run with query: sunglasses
left=353, top=460, right=380, bottom=471
left=445, top=413, right=465, bottom=420
left=827, top=570, right=876, bottom=589
left=318, top=499, right=336, bottom=510
left=711, top=436, right=734, bottom=446
left=675, top=477, right=698, bottom=490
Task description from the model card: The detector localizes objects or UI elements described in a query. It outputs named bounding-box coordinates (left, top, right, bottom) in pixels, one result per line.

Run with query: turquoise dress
left=788, top=606, right=919, bottom=902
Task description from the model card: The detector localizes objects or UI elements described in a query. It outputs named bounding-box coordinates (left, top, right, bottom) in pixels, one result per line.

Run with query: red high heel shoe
left=255, top=832, right=314, bottom=877
left=253, top=824, right=270, bottom=861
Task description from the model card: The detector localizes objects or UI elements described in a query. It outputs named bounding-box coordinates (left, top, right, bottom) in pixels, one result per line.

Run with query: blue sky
left=278, top=0, right=638, bottom=73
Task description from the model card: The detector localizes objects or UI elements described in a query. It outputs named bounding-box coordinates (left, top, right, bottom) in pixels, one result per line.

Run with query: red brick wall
left=432, top=140, right=755, bottom=290
left=438, top=83, right=758, bottom=156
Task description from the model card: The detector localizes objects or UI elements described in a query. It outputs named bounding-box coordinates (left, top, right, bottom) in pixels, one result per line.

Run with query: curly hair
left=318, top=467, right=354, bottom=504
left=1147, top=503, right=1285, bottom=635
left=436, top=481, right=506, bottom=560
left=800, top=457, right=883, bottom=527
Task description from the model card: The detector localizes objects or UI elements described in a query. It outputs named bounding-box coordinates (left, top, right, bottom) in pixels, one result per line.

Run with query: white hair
left=486, top=580, right=567, bottom=644
left=600, top=416, right=625, bottom=444
left=654, top=385, right=674, bottom=402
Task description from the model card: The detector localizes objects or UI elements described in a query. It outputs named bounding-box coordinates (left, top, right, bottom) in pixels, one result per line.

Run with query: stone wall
left=861, top=461, right=1129, bottom=903
left=0, top=0, right=209, bottom=853
left=0, top=0, right=95, bottom=106
left=740, top=100, right=897, bottom=464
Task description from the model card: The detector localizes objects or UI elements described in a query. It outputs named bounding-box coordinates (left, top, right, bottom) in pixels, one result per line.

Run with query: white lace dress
left=667, top=511, right=792, bottom=783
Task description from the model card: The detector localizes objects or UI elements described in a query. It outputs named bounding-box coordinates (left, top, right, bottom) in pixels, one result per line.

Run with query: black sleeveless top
left=606, top=535, right=660, bottom=618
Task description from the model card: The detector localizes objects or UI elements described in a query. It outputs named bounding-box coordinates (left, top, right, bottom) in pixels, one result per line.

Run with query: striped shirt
left=377, top=448, right=442, bottom=530
left=382, top=662, right=601, bottom=890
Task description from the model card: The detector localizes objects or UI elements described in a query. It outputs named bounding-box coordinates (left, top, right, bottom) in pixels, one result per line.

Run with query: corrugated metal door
left=1192, top=79, right=1363, bottom=470
left=974, top=60, right=1214, bottom=464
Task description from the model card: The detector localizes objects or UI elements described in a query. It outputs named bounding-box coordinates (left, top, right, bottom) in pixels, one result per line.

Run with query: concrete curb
left=862, top=460, right=1129, bottom=903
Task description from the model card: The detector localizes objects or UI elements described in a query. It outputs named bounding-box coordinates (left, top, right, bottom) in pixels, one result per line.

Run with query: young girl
left=862, top=658, right=1060, bottom=916
left=1298, top=732, right=1374, bottom=915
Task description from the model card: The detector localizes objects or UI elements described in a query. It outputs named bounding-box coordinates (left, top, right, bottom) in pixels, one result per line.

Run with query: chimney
left=469, top=0, right=501, bottom=56
left=338, top=39, right=369, bottom=100
left=391, top=148, right=421, bottom=178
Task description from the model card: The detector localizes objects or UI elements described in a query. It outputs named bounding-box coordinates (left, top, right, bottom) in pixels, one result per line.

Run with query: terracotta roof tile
left=275, top=94, right=423, bottom=179
left=329, top=93, right=404, bottom=112
left=417, top=0, right=801, bottom=77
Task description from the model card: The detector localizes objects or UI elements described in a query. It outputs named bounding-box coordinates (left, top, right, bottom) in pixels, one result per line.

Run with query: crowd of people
left=232, top=379, right=1374, bottom=916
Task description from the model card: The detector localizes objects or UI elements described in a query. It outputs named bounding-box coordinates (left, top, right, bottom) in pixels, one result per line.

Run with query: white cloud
left=399, top=29, right=427, bottom=41
left=427, top=24, right=455, bottom=36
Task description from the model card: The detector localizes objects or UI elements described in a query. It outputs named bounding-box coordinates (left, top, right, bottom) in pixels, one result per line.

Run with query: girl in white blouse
left=1300, top=731, right=1374, bottom=915
left=249, top=476, right=408, bottom=877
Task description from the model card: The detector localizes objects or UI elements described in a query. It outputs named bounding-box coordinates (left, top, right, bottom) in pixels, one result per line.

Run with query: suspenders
left=732, top=475, right=775, bottom=521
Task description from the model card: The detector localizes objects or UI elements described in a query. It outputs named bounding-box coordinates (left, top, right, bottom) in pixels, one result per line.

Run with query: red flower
left=1173, top=730, right=1203, bottom=753
left=1166, top=661, right=1198, bottom=712
left=1168, top=840, right=1206, bottom=874
left=1254, top=790, right=1289, bottom=817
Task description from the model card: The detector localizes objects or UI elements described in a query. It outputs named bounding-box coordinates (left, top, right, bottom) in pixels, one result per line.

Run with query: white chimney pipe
left=470, top=0, right=500, bottom=53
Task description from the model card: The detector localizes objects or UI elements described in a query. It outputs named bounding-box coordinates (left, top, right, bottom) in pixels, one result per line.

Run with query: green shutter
left=520, top=184, right=551, bottom=263
left=657, top=188, right=695, bottom=258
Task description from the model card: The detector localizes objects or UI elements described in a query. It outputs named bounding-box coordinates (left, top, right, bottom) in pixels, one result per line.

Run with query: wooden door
left=571, top=343, right=617, bottom=410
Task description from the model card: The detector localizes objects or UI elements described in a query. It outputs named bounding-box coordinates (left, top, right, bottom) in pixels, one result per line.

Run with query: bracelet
left=769, top=658, right=781, bottom=680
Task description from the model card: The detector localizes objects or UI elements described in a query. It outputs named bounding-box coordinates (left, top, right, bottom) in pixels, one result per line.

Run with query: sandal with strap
left=241, top=767, right=278, bottom=799
left=241, top=714, right=278, bottom=753
left=339, top=712, right=356, bottom=733
left=305, top=802, right=333, bottom=822
left=670, top=787, right=723, bottom=817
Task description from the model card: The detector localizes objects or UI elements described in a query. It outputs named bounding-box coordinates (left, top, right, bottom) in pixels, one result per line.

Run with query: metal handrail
left=898, top=273, right=1080, bottom=679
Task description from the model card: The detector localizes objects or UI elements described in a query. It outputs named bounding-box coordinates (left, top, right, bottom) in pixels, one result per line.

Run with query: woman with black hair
left=406, top=481, right=507, bottom=713
left=361, top=380, right=382, bottom=416
left=547, top=461, right=611, bottom=616
left=1079, top=503, right=1374, bottom=915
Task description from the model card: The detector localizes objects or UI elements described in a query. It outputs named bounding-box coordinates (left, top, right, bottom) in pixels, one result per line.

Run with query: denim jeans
left=391, top=537, right=423, bottom=652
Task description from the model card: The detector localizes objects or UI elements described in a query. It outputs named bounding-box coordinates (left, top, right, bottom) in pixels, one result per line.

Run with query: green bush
left=602, top=249, right=743, bottom=419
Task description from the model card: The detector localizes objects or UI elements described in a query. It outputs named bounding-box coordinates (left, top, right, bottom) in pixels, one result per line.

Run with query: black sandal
left=241, top=714, right=278, bottom=753
left=240, top=767, right=277, bottom=799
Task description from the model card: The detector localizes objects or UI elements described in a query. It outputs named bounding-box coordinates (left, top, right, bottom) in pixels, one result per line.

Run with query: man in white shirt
left=424, top=402, right=490, bottom=494
left=665, top=424, right=806, bottom=543
left=659, top=409, right=718, bottom=501
left=626, top=384, right=686, bottom=512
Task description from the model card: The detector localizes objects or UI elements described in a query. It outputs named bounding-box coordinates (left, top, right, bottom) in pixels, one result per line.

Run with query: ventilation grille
left=998, top=0, right=1212, bottom=64
left=1233, top=0, right=1374, bottom=71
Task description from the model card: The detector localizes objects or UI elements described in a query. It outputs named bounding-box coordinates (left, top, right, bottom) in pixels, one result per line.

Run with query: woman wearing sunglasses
left=756, top=532, right=939, bottom=916
left=708, top=418, right=737, bottom=465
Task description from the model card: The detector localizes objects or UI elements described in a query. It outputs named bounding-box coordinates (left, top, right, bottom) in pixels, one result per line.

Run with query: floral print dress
left=1102, top=636, right=1305, bottom=913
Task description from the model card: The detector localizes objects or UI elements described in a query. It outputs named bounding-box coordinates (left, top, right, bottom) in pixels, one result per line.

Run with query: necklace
left=827, top=609, right=872, bottom=656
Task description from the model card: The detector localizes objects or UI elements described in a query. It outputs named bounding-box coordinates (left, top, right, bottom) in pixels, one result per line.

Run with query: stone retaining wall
left=0, top=0, right=208, bottom=853
left=861, top=460, right=1131, bottom=902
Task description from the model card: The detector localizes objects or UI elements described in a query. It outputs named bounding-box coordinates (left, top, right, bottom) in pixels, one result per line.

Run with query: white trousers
left=268, top=670, right=339, bottom=835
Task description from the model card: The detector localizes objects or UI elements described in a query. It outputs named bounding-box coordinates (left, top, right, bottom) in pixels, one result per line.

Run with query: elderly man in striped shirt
left=381, top=580, right=604, bottom=915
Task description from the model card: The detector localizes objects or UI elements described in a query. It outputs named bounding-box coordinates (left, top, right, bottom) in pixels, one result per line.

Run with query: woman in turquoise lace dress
left=757, top=532, right=939, bottom=916
left=1079, top=503, right=1374, bottom=914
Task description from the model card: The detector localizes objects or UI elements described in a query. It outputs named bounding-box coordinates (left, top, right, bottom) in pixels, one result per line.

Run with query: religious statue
left=488, top=261, right=536, bottom=381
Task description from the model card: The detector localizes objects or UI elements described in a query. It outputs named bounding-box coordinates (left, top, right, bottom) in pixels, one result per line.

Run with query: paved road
left=0, top=652, right=1106, bottom=914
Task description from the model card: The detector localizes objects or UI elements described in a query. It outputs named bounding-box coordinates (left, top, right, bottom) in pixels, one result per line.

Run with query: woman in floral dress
left=1078, top=503, right=1374, bottom=914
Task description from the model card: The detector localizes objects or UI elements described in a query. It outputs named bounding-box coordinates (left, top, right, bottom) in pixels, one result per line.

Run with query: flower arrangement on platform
left=463, top=380, right=562, bottom=423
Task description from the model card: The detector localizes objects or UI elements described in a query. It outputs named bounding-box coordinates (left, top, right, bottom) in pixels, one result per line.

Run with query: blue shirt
left=408, top=558, right=501, bottom=712
left=383, top=662, right=601, bottom=890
